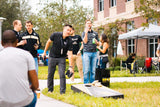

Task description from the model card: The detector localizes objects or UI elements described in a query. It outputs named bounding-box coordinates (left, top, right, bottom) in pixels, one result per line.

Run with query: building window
left=128, top=39, right=134, bottom=54
left=110, top=0, right=116, bottom=7
left=127, top=21, right=134, bottom=32
left=99, top=0, right=104, bottom=11
left=148, top=18, right=158, bottom=25
left=149, top=38, right=158, bottom=57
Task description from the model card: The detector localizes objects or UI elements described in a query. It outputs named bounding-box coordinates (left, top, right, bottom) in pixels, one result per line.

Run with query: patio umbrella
left=117, top=41, right=123, bottom=55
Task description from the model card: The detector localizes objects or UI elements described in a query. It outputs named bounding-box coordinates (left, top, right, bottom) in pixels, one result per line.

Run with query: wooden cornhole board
left=71, top=84, right=124, bottom=99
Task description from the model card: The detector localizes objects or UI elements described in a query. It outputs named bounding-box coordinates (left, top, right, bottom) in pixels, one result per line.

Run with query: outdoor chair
left=120, top=60, right=127, bottom=71
left=136, top=59, right=145, bottom=73
left=152, top=58, right=159, bottom=74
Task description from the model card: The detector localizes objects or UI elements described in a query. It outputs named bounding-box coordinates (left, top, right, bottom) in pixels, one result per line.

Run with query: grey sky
left=28, top=0, right=93, bottom=13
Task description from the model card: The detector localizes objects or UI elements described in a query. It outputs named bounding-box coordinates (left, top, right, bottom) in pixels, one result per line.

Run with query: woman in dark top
left=96, top=33, right=109, bottom=69
left=126, top=53, right=136, bottom=73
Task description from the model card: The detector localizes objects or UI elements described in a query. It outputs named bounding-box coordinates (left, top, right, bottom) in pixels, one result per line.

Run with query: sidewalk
left=36, top=76, right=160, bottom=107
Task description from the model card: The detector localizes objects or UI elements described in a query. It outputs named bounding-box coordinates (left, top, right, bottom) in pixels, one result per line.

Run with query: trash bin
left=95, top=68, right=110, bottom=87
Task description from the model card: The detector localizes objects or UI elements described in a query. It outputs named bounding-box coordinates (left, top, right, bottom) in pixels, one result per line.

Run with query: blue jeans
left=83, top=52, right=97, bottom=84
left=81, top=55, right=85, bottom=75
left=34, top=58, right=38, bottom=75
left=24, top=92, right=37, bottom=107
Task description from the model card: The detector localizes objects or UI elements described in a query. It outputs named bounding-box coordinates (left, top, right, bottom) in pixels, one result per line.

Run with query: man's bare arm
left=28, top=70, right=39, bottom=91
left=42, top=39, right=52, bottom=58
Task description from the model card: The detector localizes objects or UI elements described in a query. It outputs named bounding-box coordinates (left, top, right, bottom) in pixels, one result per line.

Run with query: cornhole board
left=71, top=84, right=124, bottom=99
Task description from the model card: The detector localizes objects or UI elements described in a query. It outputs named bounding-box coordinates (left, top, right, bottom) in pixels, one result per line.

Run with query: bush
left=109, top=57, right=121, bottom=67
left=108, top=66, right=120, bottom=71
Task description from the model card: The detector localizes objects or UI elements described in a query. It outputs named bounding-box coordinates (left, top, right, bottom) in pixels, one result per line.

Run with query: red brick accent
left=117, top=0, right=126, bottom=14
left=104, top=0, right=109, bottom=17
left=136, top=39, right=148, bottom=57
left=133, top=16, right=147, bottom=28
left=94, top=0, right=98, bottom=21
left=120, top=39, right=127, bottom=56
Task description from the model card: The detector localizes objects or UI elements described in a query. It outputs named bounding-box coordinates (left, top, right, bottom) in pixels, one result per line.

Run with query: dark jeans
left=47, top=57, right=66, bottom=94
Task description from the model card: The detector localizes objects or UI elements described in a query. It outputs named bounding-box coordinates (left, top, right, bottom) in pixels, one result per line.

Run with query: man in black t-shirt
left=70, top=27, right=83, bottom=82
left=42, top=24, right=74, bottom=94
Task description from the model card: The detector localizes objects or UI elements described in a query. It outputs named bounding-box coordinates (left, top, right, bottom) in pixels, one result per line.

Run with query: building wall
left=93, top=0, right=154, bottom=57
left=93, top=0, right=141, bottom=27
left=94, top=0, right=98, bottom=21
left=117, top=0, right=126, bottom=14
left=104, top=0, right=110, bottom=17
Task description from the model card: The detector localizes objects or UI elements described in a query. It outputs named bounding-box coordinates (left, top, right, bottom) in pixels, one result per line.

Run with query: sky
left=28, top=0, right=93, bottom=14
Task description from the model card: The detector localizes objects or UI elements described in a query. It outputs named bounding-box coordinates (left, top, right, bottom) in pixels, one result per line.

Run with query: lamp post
left=0, top=17, right=6, bottom=48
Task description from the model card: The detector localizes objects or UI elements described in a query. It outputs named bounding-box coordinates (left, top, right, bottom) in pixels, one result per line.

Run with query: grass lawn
left=42, top=82, right=160, bottom=107
left=38, top=66, right=160, bottom=80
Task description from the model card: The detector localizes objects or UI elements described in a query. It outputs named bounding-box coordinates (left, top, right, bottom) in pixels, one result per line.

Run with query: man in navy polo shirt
left=42, top=24, right=74, bottom=94
left=12, top=20, right=26, bottom=48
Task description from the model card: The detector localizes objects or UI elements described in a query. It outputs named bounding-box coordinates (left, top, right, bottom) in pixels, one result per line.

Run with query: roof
left=118, top=24, right=160, bottom=40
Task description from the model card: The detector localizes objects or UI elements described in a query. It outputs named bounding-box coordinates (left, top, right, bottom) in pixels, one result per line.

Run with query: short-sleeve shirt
left=12, top=30, right=21, bottom=42
left=49, top=32, right=73, bottom=58
left=70, top=35, right=82, bottom=55
left=12, top=30, right=23, bottom=49
left=82, top=30, right=98, bottom=52
left=0, top=47, right=35, bottom=107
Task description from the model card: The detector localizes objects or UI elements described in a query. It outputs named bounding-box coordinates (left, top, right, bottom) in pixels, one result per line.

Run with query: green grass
left=38, top=66, right=160, bottom=80
left=42, top=82, right=160, bottom=107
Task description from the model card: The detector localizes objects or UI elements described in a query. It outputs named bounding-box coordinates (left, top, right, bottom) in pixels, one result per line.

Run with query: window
left=128, top=39, right=135, bottom=54
left=110, top=0, right=116, bottom=7
left=148, top=18, right=158, bottom=25
left=99, top=0, right=104, bottom=11
left=127, top=21, right=134, bottom=32
left=149, top=38, right=158, bottom=57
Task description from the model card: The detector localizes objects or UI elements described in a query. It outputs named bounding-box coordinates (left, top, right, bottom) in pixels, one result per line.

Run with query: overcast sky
left=28, top=0, right=93, bottom=13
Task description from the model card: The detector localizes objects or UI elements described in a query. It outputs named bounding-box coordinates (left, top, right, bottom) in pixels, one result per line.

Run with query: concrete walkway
left=36, top=76, right=160, bottom=107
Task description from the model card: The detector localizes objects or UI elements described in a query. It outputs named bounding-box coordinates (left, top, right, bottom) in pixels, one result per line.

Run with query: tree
left=29, top=0, right=92, bottom=48
left=96, top=19, right=127, bottom=67
left=135, top=0, right=160, bottom=25
left=0, top=0, right=31, bottom=32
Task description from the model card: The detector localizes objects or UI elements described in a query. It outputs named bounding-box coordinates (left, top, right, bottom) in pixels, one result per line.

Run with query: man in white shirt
left=0, top=30, right=39, bottom=107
